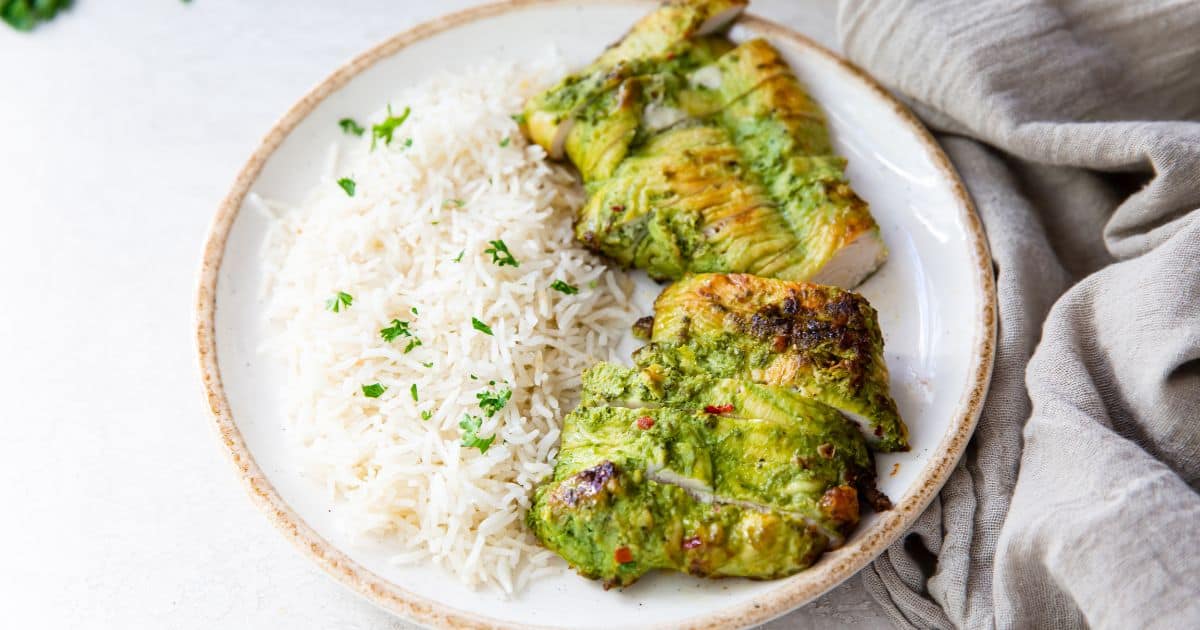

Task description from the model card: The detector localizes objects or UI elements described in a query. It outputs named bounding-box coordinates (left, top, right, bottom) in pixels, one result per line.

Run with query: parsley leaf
left=380, top=318, right=423, bottom=353
left=410, top=306, right=419, bottom=315
left=459, top=414, right=496, bottom=454
left=484, top=240, right=519, bottom=267
left=420, top=410, right=433, bottom=421
left=550, top=279, right=579, bottom=295
left=326, top=292, right=353, bottom=312
left=2, top=0, right=72, bottom=31
left=471, top=317, right=493, bottom=336
left=452, top=250, right=465, bottom=263
left=420, top=361, right=433, bottom=368
left=476, top=386, right=512, bottom=417
left=371, top=105, right=411, bottom=149
left=510, top=113, right=526, bottom=125
left=499, top=137, right=511, bottom=148
left=337, top=177, right=356, bottom=197
left=362, top=383, right=387, bottom=398
left=410, top=383, right=419, bottom=402
left=338, top=118, right=365, bottom=137
left=380, top=319, right=412, bottom=342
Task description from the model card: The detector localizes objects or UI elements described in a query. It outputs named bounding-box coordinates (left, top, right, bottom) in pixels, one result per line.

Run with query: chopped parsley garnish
left=470, top=374, right=479, bottom=380
left=459, top=414, right=496, bottom=454
left=499, top=137, right=511, bottom=148
left=380, top=319, right=412, bottom=342
left=420, top=361, right=433, bottom=368
left=338, top=118, right=365, bottom=137
left=420, top=410, right=433, bottom=421
left=452, top=250, right=465, bottom=263
left=380, top=318, right=422, bottom=353
left=371, top=104, right=411, bottom=149
left=476, top=386, right=512, bottom=417
left=587, top=279, right=599, bottom=289
left=362, top=383, right=387, bottom=398
left=484, top=240, right=519, bottom=267
left=325, top=291, right=354, bottom=312
left=410, top=383, right=419, bottom=402
left=337, top=177, right=356, bottom=196
left=471, top=317, right=493, bottom=336
left=550, top=279, right=579, bottom=295
left=510, top=113, right=526, bottom=125
left=403, top=137, right=413, bottom=148
left=443, top=199, right=465, bottom=208
left=410, top=306, right=419, bottom=315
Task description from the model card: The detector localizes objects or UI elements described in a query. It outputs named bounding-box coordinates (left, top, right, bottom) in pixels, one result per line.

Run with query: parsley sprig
left=476, top=386, right=512, bottom=417
left=379, top=319, right=412, bottom=342
left=380, top=318, right=422, bottom=353
left=338, top=118, right=365, bottom=137
left=471, top=317, right=493, bottom=336
left=2, top=0, right=71, bottom=32
left=371, top=105, right=411, bottom=149
left=337, top=177, right=356, bottom=196
left=484, top=239, right=519, bottom=267
left=459, top=414, right=496, bottom=454
left=326, top=291, right=353, bottom=312
left=550, top=279, right=579, bottom=295
left=459, top=384, right=510, bottom=453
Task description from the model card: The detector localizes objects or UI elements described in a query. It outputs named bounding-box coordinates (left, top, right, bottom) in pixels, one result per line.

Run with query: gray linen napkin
left=833, top=1, right=1200, bottom=628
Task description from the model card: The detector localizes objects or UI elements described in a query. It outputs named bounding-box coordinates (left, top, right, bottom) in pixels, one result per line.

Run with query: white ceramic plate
left=196, top=1, right=995, bottom=628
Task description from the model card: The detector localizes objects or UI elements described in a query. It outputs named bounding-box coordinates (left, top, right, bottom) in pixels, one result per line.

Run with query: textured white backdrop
left=0, top=1, right=891, bottom=627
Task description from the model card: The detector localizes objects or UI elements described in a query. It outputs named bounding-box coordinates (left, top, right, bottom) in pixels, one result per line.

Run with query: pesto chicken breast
left=636, top=273, right=909, bottom=452
left=521, top=0, right=887, bottom=288
left=527, top=405, right=871, bottom=588
left=575, top=122, right=810, bottom=280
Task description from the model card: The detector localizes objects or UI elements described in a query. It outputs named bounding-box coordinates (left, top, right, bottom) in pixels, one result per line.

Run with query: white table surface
left=0, top=1, right=893, bottom=627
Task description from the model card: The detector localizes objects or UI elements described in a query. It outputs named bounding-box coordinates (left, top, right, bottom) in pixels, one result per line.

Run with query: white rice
left=259, top=61, right=638, bottom=594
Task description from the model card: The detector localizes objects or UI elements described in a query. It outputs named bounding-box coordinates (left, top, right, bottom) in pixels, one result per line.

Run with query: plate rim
left=194, top=1, right=997, bottom=628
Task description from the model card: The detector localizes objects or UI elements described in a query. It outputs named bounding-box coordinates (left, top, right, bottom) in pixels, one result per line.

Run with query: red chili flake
left=704, top=403, right=734, bottom=415
left=610, top=204, right=625, bottom=213
left=614, top=546, right=634, bottom=564
left=682, top=536, right=703, bottom=550
left=636, top=416, right=655, bottom=430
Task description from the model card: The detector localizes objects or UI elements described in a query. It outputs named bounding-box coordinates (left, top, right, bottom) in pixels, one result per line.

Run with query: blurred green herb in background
left=2, top=0, right=72, bottom=31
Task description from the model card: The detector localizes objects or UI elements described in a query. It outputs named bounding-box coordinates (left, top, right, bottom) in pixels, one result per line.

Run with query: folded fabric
left=834, top=1, right=1200, bottom=628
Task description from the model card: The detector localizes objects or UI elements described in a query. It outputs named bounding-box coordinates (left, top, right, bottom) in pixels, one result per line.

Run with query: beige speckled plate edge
left=194, top=2, right=997, bottom=628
